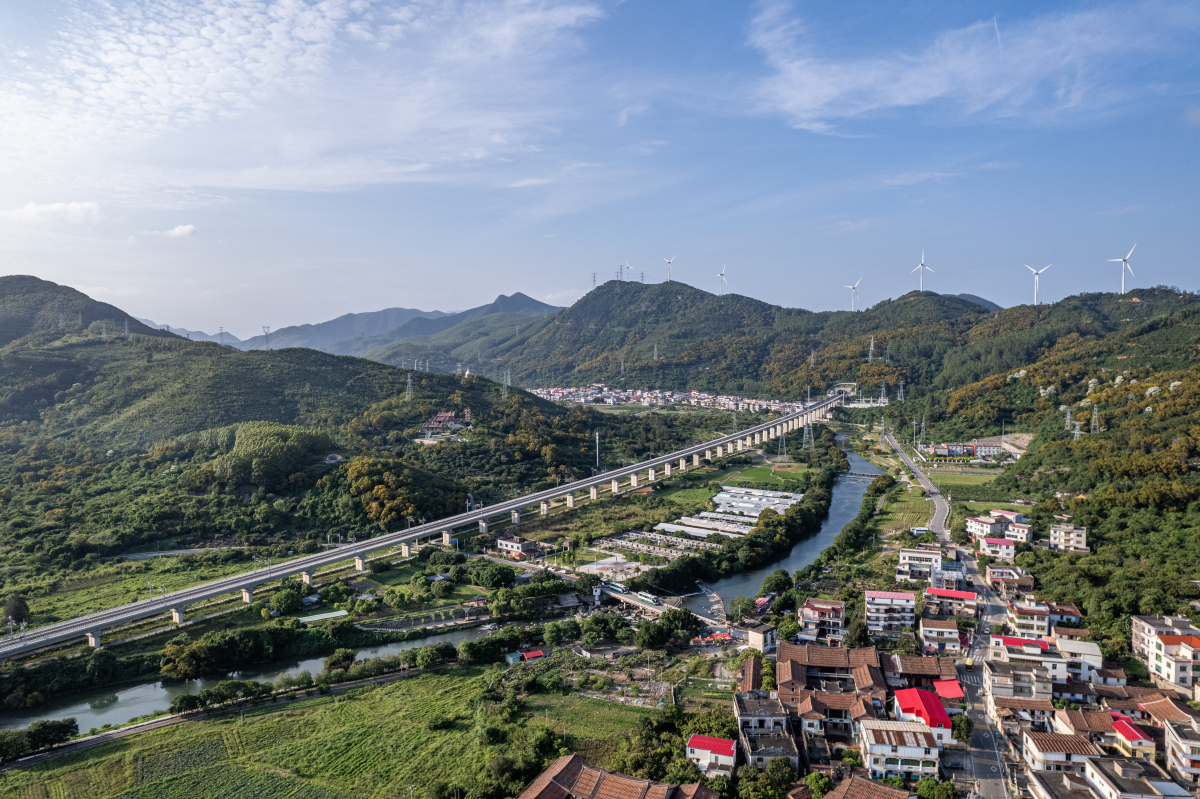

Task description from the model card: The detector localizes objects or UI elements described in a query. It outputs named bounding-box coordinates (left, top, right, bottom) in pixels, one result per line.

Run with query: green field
left=0, top=666, right=656, bottom=799
left=926, top=472, right=997, bottom=487
left=723, top=464, right=807, bottom=487
left=877, top=488, right=933, bottom=536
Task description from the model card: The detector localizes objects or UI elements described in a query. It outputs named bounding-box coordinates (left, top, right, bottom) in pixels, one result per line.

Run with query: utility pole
left=592, top=272, right=597, bottom=289
left=868, top=336, right=874, bottom=363
left=262, top=326, right=271, bottom=351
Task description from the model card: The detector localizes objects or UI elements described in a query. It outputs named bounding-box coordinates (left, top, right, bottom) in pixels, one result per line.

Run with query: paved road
left=0, top=394, right=844, bottom=660
left=884, top=432, right=950, bottom=535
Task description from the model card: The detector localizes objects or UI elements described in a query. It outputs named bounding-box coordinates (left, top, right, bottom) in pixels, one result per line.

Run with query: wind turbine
left=911, top=250, right=933, bottom=291
left=1108, top=244, right=1136, bottom=294
left=664, top=256, right=675, bottom=282
left=625, top=259, right=633, bottom=281
left=1025, top=264, right=1051, bottom=305
left=717, top=264, right=727, bottom=295
left=844, top=277, right=862, bottom=311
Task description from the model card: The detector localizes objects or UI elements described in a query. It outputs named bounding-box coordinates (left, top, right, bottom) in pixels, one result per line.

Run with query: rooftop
left=925, top=587, right=976, bottom=600
left=894, top=688, right=951, bottom=728
left=735, top=693, right=788, bottom=717
left=865, top=590, right=916, bottom=601
left=1056, top=639, right=1103, bottom=658
left=518, top=755, right=718, bottom=799
left=1024, top=732, right=1101, bottom=757
left=1088, top=758, right=1189, bottom=797
left=687, top=735, right=735, bottom=758
left=824, top=777, right=909, bottom=799
left=859, top=719, right=938, bottom=748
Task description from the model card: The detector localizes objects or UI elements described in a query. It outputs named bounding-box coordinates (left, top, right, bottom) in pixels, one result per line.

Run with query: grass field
left=927, top=473, right=997, bottom=487
left=724, top=465, right=806, bottom=487
left=0, top=666, right=657, bottom=799
left=960, top=501, right=1030, bottom=513
left=877, top=488, right=934, bottom=536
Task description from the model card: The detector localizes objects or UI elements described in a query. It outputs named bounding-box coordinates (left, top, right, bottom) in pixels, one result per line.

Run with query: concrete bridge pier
left=736, top=440, right=744, bottom=452
left=590, top=486, right=598, bottom=500
left=170, top=608, right=186, bottom=624
left=694, top=453, right=701, bottom=466
left=511, top=510, right=520, bottom=525
left=479, top=520, right=489, bottom=535
left=611, top=479, right=620, bottom=494
left=715, top=445, right=723, bottom=458
left=663, top=463, right=672, bottom=477
left=86, top=630, right=102, bottom=649
left=630, top=474, right=639, bottom=488
left=442, top=531, right=452, bottom=545
left=241, top=588, right=254, bottom=604
left=681, top=457, right=688, bottom=470
left=565, top=494, right=575, bottom=508
left=648, top=468, right=656, bottom=481
left=401, top=543, right=411, bottom=557
left=541, top=501, right=549, bottom=515
left=354, top=556, right=366, bottom=572
left=754, top=432, right=761, bottom=445
left=299, top=571, right=313, bottom=585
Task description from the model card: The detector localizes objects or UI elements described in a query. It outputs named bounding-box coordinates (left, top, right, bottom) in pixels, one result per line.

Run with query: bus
left=637, top=591, right=660, bottom=605
left=965, top=657, right=974, bottom=671
left=606, top=582, right=629, bottom=594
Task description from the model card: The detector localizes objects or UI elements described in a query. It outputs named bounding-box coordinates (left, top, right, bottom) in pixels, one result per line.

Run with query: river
left=3, top=443, right=883, bottom=732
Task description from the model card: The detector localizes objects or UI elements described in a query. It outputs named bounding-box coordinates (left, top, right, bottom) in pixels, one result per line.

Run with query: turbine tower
left=717, top=264, right=727, bottom=296
left=911, top=250, right=933, bottom=291
left=1025, top=264, right=1051, bottom=305
left=844, top=277, right=862, bottom=311
left=1108, top=244, right=1136, bottom=294
left=664, top=256, right=675, bottom=282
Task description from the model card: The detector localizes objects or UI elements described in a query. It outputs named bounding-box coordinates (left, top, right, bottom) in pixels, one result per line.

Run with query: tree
left=839, top=748, right=862, bottom=768
left=728, top=597, right=755, bottom=623
left=880, top=778, right=907, bottom=789
left=764, top=757, right=794, bottom=788
left=951, top=712, right=974, bottom=744
left=3, top=596, right=29, bottom=625
left=415, top=646, right=441, bottom=670
left=844, top=617, right=869, bottom=648
left=543, top=622, right=563, bottom=647
left=271, top=589, right=302, bottom=614
left=934, top=783, right=959, bottom=799
left=806, top=772, right=833, bottom=799
left=915, top=777, right=939, bottom=799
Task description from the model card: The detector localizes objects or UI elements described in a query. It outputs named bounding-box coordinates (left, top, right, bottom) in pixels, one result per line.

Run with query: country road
left=884, top=432, right=950, bottom=536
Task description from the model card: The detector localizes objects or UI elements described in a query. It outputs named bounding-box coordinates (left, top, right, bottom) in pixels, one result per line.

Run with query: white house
left=865, top=591, right=916, bottom=634
left=1005, top=523, right=1033, bottom=543
left=920, top=618, right=961, bottom=655
left=1022, top=731, right=1101, bottom=773
left=980, top=537, right=1016, bottom=561
left=1049, top=524, right=1089, bottom=553
left=1056, top=639, right=1103, bottom=682
left=1149, top=634, right=1200, bottom=690
left=897, top=549, right=942, bottom=583
left=686, top=735, right=736, bottom=775
left=859, top=719, right=940, bottom=782
left=1007, top=598, right=1052, bottom=639
left=1164, top=716, right=1200, bottom=788
left=966, top=515, right=1006, bottom=539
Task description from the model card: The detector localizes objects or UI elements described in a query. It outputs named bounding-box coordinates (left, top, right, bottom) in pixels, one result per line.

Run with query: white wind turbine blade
left=854, top=277, right=862, bottom=288
left=1039, top=264, right=1052, bottom=274
left=924, top=266, right=934, bottom=273
left=911, top=264, right=922, bottom=273
left=1107, top=258, right=1122, bottom=263
left=1126, top=244, right=1137, bottom=260
left=1126, top=263, right=1135, bottom=276
left=1025, top=265, right=1036, bottom=274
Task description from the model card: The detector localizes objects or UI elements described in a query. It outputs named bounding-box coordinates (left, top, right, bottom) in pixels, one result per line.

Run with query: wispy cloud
left=162, top=224, right=197, bottom=238
left=880, top=171, right=957, bottom=187
left=2, top=201, right=101, bottom=224
left=749, top=0, right=1196, bottom=133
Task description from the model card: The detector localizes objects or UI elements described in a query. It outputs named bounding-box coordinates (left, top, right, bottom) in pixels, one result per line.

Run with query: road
left=884, top=432, right=950, bottom=535
left=0, top=393, right=844, bottom=660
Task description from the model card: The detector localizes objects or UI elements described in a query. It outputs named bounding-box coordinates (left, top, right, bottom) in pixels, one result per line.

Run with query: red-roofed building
left=980, top=537, right=1015, bottom=561
left=992, top=635, right=1050, bottom=649
left=893, top=688, right=952, bottom=747
left=686, top=735, right=737, bottom=773
left=924, top=587, right=979, bottom=618
left=932, top=680, right=965, bottom=701
left=523, top=649, right=545, bottom=661
left=1112, top=720, right=1155, bottom=759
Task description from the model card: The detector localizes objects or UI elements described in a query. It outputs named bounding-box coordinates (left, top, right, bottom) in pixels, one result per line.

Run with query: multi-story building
left=865, top=591, right=916, bottom=634
left=1022, top=731, right=1101, bottom=773
left=923, top=587, right=978, bottom=618
left=1148, top=634, right=1200, bottom=690
left=1049, top=524, right=1089, bottom=553
left=1057, top=640, right=1104, bottom=682
left=988, top=695, right=1056, bottom=734
left=1110, top=722, right=1156, bottom=760
left=1048, top=603, right=1084, bottom=627
left=980, top=537, right=1016, bottom=561
left=1028, top=770, right=1094, bottom=799
left=1008, top=598, right=1052, bottom=639
left=1083, top=758, right=1188, bottom=799
left=496, top=536, right=540, bottom=560
left=984, top=660, right=1053, bottom=699
left=892, top=688, right=952, bottom=748
left=1132, top=616, right=1200, bottom=662
left=896, top=549, right=941, bottom=583
left=966, top=515, right=1006, bottom=539
left=1164, top=716, right=1200, bottom=788
left=800, top=598, right=846, bottom=643
left=990, top=636, right=1069, bottom=682
left=794, top=690, right=877, bottom=737
left=1005, top=523, right=1033, bottom=542
left=986, top=564, right=1035, bottom=598
left=992, top=509, right=1027, bottom=525
left=733, top=691, right=800, bottom=771
left=919, top=618, right=961, bottom=655
left=859, top=719, right=940, bottom=782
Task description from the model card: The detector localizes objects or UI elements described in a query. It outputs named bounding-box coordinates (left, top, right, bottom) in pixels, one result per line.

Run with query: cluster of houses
left=418, top=409, right=471, bottom=439
left=529, top=385, right=804, bottom=414
left=965, top=509, right=1090, bottom=559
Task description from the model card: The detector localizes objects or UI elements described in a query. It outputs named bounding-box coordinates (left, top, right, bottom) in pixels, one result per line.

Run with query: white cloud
left=3, top=201, right=101, bottom=224
left=749, top=1, right=1196, bottom=132
left=163, top=224, right=197, bottom=238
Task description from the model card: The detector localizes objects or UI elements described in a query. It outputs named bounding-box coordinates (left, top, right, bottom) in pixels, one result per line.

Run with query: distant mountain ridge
left=235, top=305, right=449, bottom=352
left=137, top=318, right=243, bottom=344
left=956, top=293, right=1004, bottom=311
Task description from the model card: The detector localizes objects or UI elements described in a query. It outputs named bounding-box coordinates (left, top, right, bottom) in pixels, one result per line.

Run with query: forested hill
left=367, top=279, right=1200, bottom=398
left=0, top=275, right=170, bottom=347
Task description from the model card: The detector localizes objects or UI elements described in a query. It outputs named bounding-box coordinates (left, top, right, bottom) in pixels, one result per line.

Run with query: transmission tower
left=591, top=272, right=597, bottom=289
left=920, top=416, right=926, bottom=443
left=898, top=379, right=905, bottom=402
left=885, top=342, right=891, bottom=363
left=777, top=432, right=787, bottom=461
left=1091, top=406, right=1100, bottom=434
left=879, top=379, right=887, bottom=404
left=1064, top=407, right=1072, bottom=431
left=101, top=322, right=107, bottom=344
left=653, top=344, right=658, bottom=360
left=620, top=359, right=625, bottom=377
left=77, top=311, right=83, bottom=328
left=262, top=326, right=271, bottom=350
left=809, top=349, right=815, bottom=367
left=124, top=319, right=129, bottom=340
left=803, top=420, right=815, bottom=450
left=868, top=336, right=874, bottom=363
left=502, top=368, right=512, bottom=401
left=1073, top=421, right=1083, bottom=440
left=405, top=374, right=413, bottom=400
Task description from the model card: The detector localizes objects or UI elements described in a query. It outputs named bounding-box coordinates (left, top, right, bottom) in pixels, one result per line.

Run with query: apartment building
left=992, top=510, right=1027, bottom=525
left=1164, top=716, right=1200, bottom=788
left=1049, top=524, right=1089, bottom=553
left=966, top=515, right=1007, bottom=539
left=734, top=692, right=800, bottom=771
left=1149, top=634, right=1200, bottom=690
left=1082, top=758, right=1189, bottom=799
left=988, top=695, right=1056, bottom=734
left=1008, top=598, right=1053, bottom=638
left=990, top=636, right=1070, bottom=683
left=920, top=618, right=961, bottom=655
left=800, top=598, right=846, bottom=643
left=985, top=660, right=1053, bottom=699
left=923, top=587, right=978, bottom=618
left=893, top=688, right=952, bottom=748
left=1057, top=640, right=1104, bottom=683
left=1005, top=523, right=1033, bottom=542
left=896, top=549, right=941, bottom=583
left=1023, top=731, right=1102, bottom=773
left=1131, top=616, right=1200, bottom=662
left=859, top=720, right=941, bottom=782
left=865, top=591, right=916, bottom=634
left=980, top=537, right=1016, bottom=561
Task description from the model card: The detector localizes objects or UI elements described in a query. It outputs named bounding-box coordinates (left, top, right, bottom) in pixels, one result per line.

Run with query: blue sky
left=0, top=0, right=1197, bottom=337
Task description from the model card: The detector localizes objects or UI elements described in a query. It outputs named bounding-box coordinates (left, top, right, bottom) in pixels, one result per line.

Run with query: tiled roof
left=1157, top=634, right=1200, bottom=648
left=991, top=697, right=1054, bottom=711
left=925, top=588, right=976, bottom=600
left=776, top=659, right=798, bottom=685
left=1112, top=720, right=1151, bottom=744
left=921, top=618, right=959, bottom=630
left=885, top=655, right=958, bottom=680
left=741, top=656, right=763, bottom=692
left=1055, top=709, right=1113, bottom=733
left=1025, top=732, right=1101, bottom=757
left=860, top=719, right=937, bottom=748
left=778, top=643, right=880, bottom=669
left=984, top=537, right=1014, bottom=545
left=1139, top=696, right=1199, bottom=725
left=853, top=663, right=887, bottom=693
left=795, top=691, right=876, bottom=722
left=518, top=756, right=719, bottom=799
left=687, top=735, right=736, bottom=758
left=993, top=635, right=1049, bottom=649
left=1047, top=602, right=1082, bottom=616
left=932, top=679, right=964, bottom=700
left=1052, top=627, right=1090, bottom=638
left=824, top=776, right=909, bottom=799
